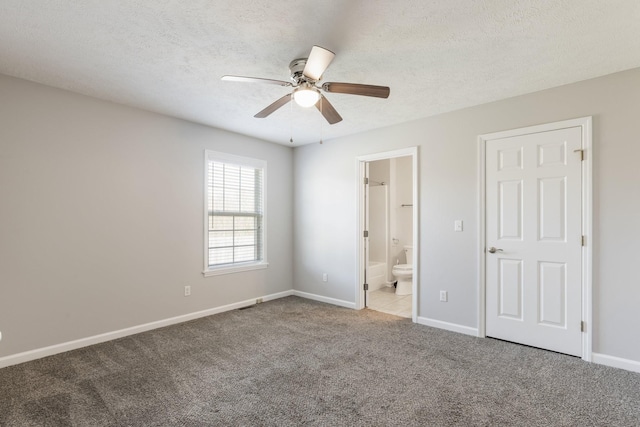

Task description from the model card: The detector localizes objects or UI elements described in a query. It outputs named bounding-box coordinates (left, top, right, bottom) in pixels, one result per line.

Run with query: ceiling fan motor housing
left=289, top=58, right=311, bottom=84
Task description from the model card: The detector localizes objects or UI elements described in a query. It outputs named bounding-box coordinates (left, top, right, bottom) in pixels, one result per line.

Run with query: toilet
left=392, top=245, right=413, bottom=295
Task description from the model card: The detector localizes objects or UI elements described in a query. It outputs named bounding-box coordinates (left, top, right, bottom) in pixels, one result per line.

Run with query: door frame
left=356, top=147, right=419, bottom=323
left=477, top=117, right=592, bottom=361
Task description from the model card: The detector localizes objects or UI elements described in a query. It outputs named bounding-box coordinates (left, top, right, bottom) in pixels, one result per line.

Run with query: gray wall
left=0, top=74, right=293, bottom=358
left=293, top=68, right=640, bottom=363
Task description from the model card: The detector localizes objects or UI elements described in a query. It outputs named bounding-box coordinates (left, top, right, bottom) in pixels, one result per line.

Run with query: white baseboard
left=592, top=352, right=640, bottom=374
left=420, top=319, right=640, bottom=374
left=292, top=290, right=356, bottom=309
left=0, top=289, right=294, bottom=369
left=262, top=290, right=294, bottom=302
left=416, top=316, right=478, bottom=337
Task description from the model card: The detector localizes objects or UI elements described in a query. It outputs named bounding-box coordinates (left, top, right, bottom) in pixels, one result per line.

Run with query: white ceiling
left=1, top=1, right=639, bottom=146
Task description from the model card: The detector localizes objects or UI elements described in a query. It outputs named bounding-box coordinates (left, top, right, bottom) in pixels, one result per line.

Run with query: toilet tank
left=404, top=245, right=413, bottom=264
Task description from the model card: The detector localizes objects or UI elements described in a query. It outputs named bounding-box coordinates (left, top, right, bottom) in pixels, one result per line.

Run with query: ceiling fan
left=222, top=46, right=390, bottom=125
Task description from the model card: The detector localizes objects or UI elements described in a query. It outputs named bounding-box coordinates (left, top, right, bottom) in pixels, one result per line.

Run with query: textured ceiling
left=1, top=1, right=640, bottom=146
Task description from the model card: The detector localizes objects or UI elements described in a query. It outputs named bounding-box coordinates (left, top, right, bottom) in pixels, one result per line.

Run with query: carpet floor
left=1, top=296, right=639, bottom=426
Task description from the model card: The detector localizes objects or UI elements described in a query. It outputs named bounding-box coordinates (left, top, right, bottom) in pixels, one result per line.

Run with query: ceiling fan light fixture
left=293, top=86, right=320, bottom=108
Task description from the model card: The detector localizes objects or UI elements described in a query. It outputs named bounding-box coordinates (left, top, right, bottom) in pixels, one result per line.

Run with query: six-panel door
left=485, top=126, right=583, bottom=356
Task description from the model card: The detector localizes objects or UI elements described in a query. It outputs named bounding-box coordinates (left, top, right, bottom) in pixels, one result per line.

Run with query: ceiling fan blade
left=322, top=82, right=390, bottom=98
left=303, top=46, right=335, bottom=81
left=254, top=93, right=292, bottom=118
left=222, top=75, right=292, bottom=87
left=315, top=94, right=342, bottom=125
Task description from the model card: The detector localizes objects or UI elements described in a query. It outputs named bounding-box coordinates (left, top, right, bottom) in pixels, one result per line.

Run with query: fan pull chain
left=289, top=94, right=294, bottom=144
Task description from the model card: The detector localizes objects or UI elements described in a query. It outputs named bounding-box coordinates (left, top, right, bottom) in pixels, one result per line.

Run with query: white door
left=486, top=126, right=583, bottom=356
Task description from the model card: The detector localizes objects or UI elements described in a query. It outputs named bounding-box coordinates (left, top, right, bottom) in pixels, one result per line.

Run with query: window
left=204, top=150, right=267, bottom=276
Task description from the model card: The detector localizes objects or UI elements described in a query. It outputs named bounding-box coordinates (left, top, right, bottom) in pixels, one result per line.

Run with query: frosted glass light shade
left=293, top=88, right=320, bottom=108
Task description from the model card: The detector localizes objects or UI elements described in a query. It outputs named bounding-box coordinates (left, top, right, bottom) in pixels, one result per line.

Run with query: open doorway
left=357, top=147, right=419, bottom=321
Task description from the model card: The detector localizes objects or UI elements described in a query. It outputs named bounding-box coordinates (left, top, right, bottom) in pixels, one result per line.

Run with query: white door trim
left=356, top=147, right=419, bottom=323
left=477, top=117, right=592, bottom=361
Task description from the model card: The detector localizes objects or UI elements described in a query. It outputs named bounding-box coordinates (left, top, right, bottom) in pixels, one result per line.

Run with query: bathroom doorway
left=356, top=147, right=418, bottom=321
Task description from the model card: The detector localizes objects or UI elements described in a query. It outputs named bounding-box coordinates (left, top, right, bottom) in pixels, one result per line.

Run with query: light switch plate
left=454, top=220, right=463, bottom=232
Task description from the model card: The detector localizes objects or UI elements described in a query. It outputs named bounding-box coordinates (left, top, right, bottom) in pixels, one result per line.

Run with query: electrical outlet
left=184, top=286, right=191, bottom=297
left=439, top=290, right=448, bottom=302
left=454, top=220, right=463, bottom=232
left=322, top=273, right=328, bottom=282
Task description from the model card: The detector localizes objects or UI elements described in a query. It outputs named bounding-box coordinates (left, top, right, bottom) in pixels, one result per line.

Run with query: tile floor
left=367, top=286, right=412, bottom=318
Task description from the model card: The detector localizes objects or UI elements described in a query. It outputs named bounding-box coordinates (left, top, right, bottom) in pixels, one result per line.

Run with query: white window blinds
left=205, top=151, right=265, bottom=272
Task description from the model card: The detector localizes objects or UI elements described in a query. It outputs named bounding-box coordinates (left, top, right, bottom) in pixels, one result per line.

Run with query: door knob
left=488, top=247, right=503, bottom=254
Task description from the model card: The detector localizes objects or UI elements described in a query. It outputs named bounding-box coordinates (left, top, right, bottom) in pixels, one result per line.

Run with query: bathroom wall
left=390, top=156, right=413, bottom=266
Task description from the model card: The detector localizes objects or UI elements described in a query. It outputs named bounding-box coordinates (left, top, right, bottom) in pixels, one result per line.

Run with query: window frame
left=203, top=150, right=268, bottom=277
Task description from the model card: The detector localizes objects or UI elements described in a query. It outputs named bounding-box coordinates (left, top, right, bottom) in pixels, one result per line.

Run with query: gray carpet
left=1, top=296, right=639, bottom=426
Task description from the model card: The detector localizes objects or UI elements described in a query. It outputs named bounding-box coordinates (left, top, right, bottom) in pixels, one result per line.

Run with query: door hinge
left=363, top=230, right=369, bottom=238
left=581, top=235, right=586, bottom=246
left=581, top=320, right=586, bottom=332
left=573, top=149, right=584, bottom=161
left=363, top=283, right=369, bottom=291
left=364, top=177, right=369, bottom=185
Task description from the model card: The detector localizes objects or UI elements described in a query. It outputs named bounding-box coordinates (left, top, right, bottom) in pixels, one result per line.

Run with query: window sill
left=203, top=262, right=269, bottom=277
